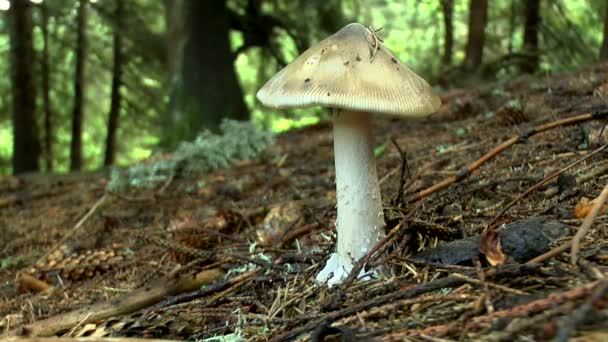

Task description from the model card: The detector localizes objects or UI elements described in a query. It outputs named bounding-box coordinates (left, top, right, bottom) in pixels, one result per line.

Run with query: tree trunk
left=507, top=0, right=517, bottom=55
left=601, top=2, right=608, bottom=61
left=41, top=1, right=53, bottom=171
left=464, top=0, right=488, bottom=69
left=162, top=0, right=248, bottom=148
left=521, top=0, right=541, bottom=73
left=70, top=0, right=87, bottom=171
left=9, top=0, right=40, bottom=174
left=104, top=0, right=124, bottom=166
left=317, top=0, right=347, bottom=34
left=163, top=0, right=186, bottom=82
left=440, top=0, right=454, bottom=68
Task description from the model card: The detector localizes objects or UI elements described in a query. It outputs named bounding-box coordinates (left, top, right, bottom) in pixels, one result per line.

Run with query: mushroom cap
left=257, top=23, right=441, bottom=117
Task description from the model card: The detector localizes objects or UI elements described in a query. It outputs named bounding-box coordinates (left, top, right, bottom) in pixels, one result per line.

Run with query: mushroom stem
left=316, top=109, right=386, bottom=286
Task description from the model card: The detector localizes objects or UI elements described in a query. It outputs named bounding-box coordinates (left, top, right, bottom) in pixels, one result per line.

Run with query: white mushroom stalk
left=256, top=23, right=441, bottom=287
left=315, top=109, right=386, bottom=285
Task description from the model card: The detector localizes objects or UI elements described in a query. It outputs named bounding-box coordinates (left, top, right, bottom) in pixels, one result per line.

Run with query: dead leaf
left=256, top=202, right=303, bottom=246
left=574, top=197, right=608, bottom=219
left=16, top=272, right=54, bottom=294
left=480, top=226, right=506, bottom=266
left=169, top=209, right=244, bottom=262
left=581, top=120, right=608, bottom=149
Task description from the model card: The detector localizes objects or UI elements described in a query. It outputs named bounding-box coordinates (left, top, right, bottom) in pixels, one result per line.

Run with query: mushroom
left=257, top=23, right=441, bottom=286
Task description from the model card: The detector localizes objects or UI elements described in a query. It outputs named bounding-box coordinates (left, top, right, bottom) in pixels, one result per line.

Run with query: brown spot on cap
left=344, top=61, right=350, bottom=66
left=304, top=78, right=310, bottom=83
left=356, top=55, right=361, bottom=61
left=391, top=57, right=397, bottom=63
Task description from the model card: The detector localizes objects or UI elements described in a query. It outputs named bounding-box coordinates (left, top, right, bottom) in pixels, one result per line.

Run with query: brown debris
left=23, top=245, right=128, bottom=285
left=2, top=64, right=608, bottom=341
left=574, top=196, right=608, bottom=219
left=479, top=226, right=506, bottom=266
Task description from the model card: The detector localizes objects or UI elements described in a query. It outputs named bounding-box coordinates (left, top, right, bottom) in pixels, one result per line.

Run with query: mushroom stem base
left=316, top=109, right=386, bottom=287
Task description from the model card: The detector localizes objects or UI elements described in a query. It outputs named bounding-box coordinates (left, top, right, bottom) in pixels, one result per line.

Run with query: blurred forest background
left=0, top=0, right=606, bottom=175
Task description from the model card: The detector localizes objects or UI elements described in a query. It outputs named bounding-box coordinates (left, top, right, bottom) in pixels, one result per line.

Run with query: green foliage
left=503, top=99, right=523, bottom=111
left=1, top=256, right=17, bottom=270
left=0, top=124, right=12, bottom=171
left=177, top=119, right=273, bottom=174
left=0, top=0, right=605, bottom=175
left=107, top=119, right=274, bottom=191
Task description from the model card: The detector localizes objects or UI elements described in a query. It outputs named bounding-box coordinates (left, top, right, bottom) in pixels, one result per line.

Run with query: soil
left=1, top=64, right=608, bottom=341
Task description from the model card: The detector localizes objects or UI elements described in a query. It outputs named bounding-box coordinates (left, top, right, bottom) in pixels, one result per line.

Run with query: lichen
left=503, top=98, right=523, bottom=111
left=107, top=119, right=274, bottom=191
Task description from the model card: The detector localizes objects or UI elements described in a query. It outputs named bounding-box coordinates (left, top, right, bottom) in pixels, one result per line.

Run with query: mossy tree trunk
left=9, top=0, right=41, bottom=174
left=162, top=0, right=248, bottom=149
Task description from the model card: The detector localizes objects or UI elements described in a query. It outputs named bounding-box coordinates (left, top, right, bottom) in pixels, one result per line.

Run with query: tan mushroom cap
left=257, top=23, right=441, bottom=117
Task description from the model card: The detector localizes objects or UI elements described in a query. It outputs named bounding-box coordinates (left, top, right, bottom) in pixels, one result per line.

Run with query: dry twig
left=489, top=143, right=608, bottom=227
left=271, top=264, right=538, bottom=341
left=407, top=108, right=608, bottom=202
left=382, top=280, right=599, bottom=339
left=571, top=181, right=608, bottom=264
left=6, top=268, right=224, bottom=337
left=35, top=194, right=108, bottom=265
left=555, top=280, right=608, bottom=342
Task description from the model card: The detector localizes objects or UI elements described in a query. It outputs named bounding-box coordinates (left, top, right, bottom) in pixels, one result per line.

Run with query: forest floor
left=1, top=64, right=608, bottom=342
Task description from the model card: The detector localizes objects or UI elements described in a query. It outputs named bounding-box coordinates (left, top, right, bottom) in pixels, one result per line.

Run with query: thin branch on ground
left=384, top=280, right=599, bottom=339
left=341, top=203, right=422, bottom=288
left=390, top=137, right=410, bottom=207
left=488, top=143, right=608, bottom=227
left=554, top=280, right=608, bottom=342
left=7, top=268, right=224, bottom=337
left=271, top=264, right=538, bottom=341
left=407, top=107, right=608, bottom=202
left=35, top=193, right=108, bottom=265
left=571, top=181, right=608, bottom=264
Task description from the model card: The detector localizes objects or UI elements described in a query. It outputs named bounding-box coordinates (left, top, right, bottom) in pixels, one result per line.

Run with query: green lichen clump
left=503, top=98, right=523, bottom=111
left=107, top=120, right=274, bottom=191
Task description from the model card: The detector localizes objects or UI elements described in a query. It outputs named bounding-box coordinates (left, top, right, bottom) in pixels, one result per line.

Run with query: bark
left=162, top=0, right=248, bottom=148
left=104, top=0, right=124, bottom=166
left=521, top=0, right=541, bottom=73
left=163, top=0, right=186, bottom=81
left=41, top=2, right=53, bottom=171
left=317, top=0, right=347, bottom=34
left=464, top=0, right=488, bottom=69
left=440, top=0, right=454, bottom=68
left=70, top=0, right=87, bottom=171
left=507, top=0, right=517, bottom=54
left=601, top=2, right=608, bottom=61
left=9, top=0, right=41, bottom=174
